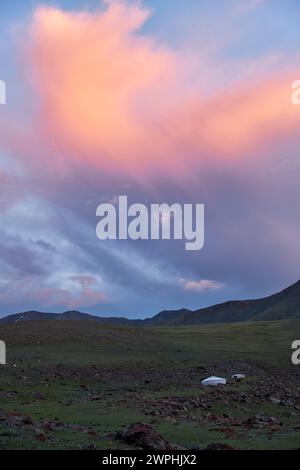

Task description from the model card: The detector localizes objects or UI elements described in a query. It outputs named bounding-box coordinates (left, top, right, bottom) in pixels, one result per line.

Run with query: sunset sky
left=0, top=0, right=300, bottom=318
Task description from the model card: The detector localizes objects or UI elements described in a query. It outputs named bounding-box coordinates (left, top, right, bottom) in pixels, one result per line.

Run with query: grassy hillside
left=1, top=320, right=300, bottom=449
left=1, top=318, right=299, bottom=367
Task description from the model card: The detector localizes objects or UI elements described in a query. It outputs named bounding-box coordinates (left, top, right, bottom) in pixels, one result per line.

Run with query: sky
left=0, top=0, right=300, bottom=318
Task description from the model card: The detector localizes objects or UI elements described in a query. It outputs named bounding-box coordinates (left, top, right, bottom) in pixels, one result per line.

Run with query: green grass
left=0, top=319, right=300, bottom=449
left=1, top=318, right=299, bottom=367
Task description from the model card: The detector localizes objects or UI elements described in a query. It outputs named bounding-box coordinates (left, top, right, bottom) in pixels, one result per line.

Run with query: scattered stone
left=116, top=423, right=174, bottom=450
left=22, top=416, right=33, bottom=425
left=34, top=392, right=46, bottom=400
left=35, top=431, right=47, bottom=441
left=205, top=442, right=235, bottom=450
left=270, top=397, right=281, bottom=405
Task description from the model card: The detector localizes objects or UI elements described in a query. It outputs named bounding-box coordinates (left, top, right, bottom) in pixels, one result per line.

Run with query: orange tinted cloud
left=26, top=1, right=182, bottom=173
left=24, top=1, right=300, bottom=177
left=177, top=75, right=300, bottom=159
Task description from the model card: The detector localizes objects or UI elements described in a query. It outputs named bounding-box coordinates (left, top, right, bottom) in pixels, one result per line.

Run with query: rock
left=34, top=392, right=46, bottom=400
left=85, top=443, right=97, bottom=450
left=270, top=397, right=281, bottom=405
left=116, top=423, right=173, bottom=450
left=22, top=416, right=33, bottom=425
left=35, top=431, right=47, bottom=441
left=205, top=442, right=235, bottom=450
left=269, top=417, right=277, bottom=424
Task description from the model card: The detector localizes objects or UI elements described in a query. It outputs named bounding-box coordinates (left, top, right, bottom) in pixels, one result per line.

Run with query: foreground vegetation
left=0, top=319, right=300, bottom=449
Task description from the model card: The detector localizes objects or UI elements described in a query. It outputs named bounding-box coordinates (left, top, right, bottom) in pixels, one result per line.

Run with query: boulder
left=116, top=423, right=173, bottom=450
left=205, top=442, right=235, bottom=450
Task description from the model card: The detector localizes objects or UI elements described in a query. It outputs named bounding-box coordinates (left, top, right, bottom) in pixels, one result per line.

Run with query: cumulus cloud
left=20, top=1, right=300, bottom=179
left=25, top=2, right=181, bottom=175
left=179, top=278, right=224, bottom=293
left=0, top=0, right=300, bottom=315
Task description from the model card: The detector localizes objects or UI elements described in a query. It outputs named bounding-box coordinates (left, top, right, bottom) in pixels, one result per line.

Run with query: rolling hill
left=0, top=310, right=131, bottom=325
left=1, top=279, right=300, bottom=326
left=145, top=279, right=300, bottom=325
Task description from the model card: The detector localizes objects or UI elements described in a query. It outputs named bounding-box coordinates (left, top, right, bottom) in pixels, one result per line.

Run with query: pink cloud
left=180, top=278, right=224, bottom=292
left=0, top=0, right=298, bottom=187
left=15, top=1, right=298, bottom=180
left=29, top=286, right=107, bottom=309
left=0, top=277, right=107, bottom=310
left=25, top=2, right=181, bottom=175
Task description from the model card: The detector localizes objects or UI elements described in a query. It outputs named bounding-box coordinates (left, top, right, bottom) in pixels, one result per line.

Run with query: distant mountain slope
left=1, top=280, right=300, bottom=326
left=147, top=280, right=300, bottom=326
left=142, top=308, right=193, bottom=326
left=0, top=310, right=131, bottom=325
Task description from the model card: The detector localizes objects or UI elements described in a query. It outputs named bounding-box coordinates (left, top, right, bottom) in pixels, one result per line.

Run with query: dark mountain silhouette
left=144, top=280, right=300, bottom=326
left=1, top=280, right=300, bottom=326
left=0, top=310, right=131, bottom=325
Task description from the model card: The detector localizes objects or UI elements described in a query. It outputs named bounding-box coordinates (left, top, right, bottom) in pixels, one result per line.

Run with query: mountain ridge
left=1, top=279, right=300, bottom=326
